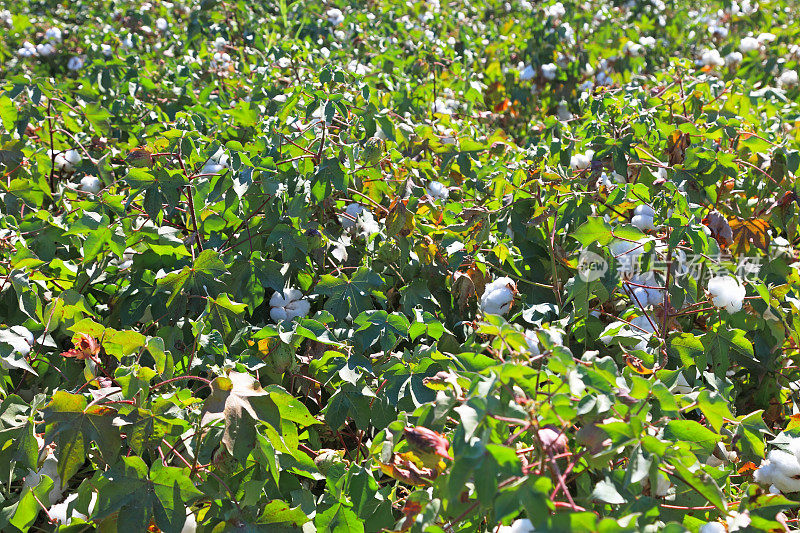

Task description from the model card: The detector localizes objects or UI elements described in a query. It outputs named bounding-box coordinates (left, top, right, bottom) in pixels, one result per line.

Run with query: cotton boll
left=740, top=36, right=760, bottom=53
left=631, top=214, right=655, bottom=231
left=45, top=27, right=63, bottom=43
left=699, top=523, right=726, bottom=533
left=570, top=150, right=594, bottom=171
left=340, top=203, right=364, bottom=229
left=327, top=8, right=345, bottom=25
left=269, top=288, right=310, bottom=322
left=156, top=17, right=169, bottom=32
left=182, top=512, right=198, bottom=533
left=22, top=451, right=63, bottom=505
left=427, top=181, right=449, bottom=200
left=519, top=63, right=536, bottom=80
left=556, top=103, right=573, bottom=121
left=541, top=63, right=557, bottom=80
left=79, top=176, right=102, bottom=194
left=757, top=32, right=776, bottom=44
left=480, top=277, right=516, bottom=315
left=36, top=43, right=56, bottom=56
left=18, top=41, right=36, bottom=58
left=707, top=276, right=746, bottom=313
left=700, top=49, right=725, bottom=68
left=778, top=70, right=799, bottom=87
left=67, top=56, right=84, bottom=71
left=497, top=518, right=536, bottom=533
left=725, top=51, right=743, bottom=66
left=100, top=43, right=113, bottom=56
left=49, top=492, right=97, bottom=526
left=55, top=149, right=81, bottom=171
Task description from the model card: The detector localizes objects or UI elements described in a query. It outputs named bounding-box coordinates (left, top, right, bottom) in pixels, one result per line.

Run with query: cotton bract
left=707, top=276, right=746, bottom=313
left=269, top=288, right=310, bottom=322
left=480, top=277, right=516, bottom=315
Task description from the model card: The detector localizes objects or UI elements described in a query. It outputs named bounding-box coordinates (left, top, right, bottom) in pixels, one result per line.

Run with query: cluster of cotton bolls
left=753, top=437, right=800, bottom=494
left=269, top=288, right=311, bottom=322
left=707, top=275, right=746, bottom=313
left=622, top=36, right=655, bottom=57
left=480, top=277, right=517, bottom=315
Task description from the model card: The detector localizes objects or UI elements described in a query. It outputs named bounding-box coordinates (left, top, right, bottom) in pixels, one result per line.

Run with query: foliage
left=1, top=0, right=800, bottom=531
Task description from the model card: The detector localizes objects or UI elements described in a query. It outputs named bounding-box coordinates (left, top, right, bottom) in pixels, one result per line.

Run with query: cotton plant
left=707, top=276, right=746, bottom=313
left=480, top=277, right=517, bottom=315
left=269, top=288, right=311, bottom=322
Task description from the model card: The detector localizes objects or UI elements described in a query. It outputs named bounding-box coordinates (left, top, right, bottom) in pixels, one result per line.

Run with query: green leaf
left=315, top=268, right=384, bottom=321
left=663, top=420, right=720, bottom=456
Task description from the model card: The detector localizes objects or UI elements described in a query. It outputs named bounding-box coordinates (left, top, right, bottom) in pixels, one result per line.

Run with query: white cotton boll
left=630, top=315, right=655, bottom=350
left=623, top=41, right=643, bottom=56
left=631, top=214, right=655, bottom=231
left=699, top=523, right=726, bottom=533
left=22, top=451, right=63, bottom=505
left=45, top=27, right=63, bottom=43
left=541, top=63, right=557, bottom=80
left=634, top=205, right=655, bottom=219
left=757, top=32, right=776, bottom=44
left=100, top=43, right=113, bottom=57
left=340, top=203, right=364, bottom=229
left=725, top=51, right=743, bottom=66
left=36, top=43, right=56, bottom=56
left=707, top=276, right=746, bottom=313
left=427, top=181, right=449, bottom=200
left=480, top=277, right=516, bottom=316
left=213, top=36, right=227, bottom=50
left=182, top=512, right=198, bottom=533
left=67, top=56, right=84, bottom=71
left=570, top=150, right=594, bottom=171
left=639, top=36, right=656, bottom=47
left=556, top=103, right=573, bottom=121
left=327, top=8, right=344, bottom=25
left=519, top=63, right=536, bottom=80
left=778, top=70, right=799, bottom=87
left=120, top=35, right=134, bottom=49
left=700, top=49, right=725, bottom=68
left=269, top=288, right=309, bottom=322
left=48, top=492, right=97, bottom=526
left=497, top=518, right=536, bottom=533
left=156, top=17, right=168, bottom=32
left=544, top=2, right=566, bottom=18
left=79, top=176, right=102, bottom=194
left=740, top=36, right=760, bottom=53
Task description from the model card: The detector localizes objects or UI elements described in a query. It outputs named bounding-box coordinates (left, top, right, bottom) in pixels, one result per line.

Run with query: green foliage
left=2, top=0, right=800, bottom=531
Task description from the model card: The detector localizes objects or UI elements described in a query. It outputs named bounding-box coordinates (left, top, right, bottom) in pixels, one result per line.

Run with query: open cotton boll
left=497, top=518, right=536, bottom=533
left=327, top=8, right=344, bottom=25
left=700, top=49, right=725, bottom=68
left=519, top=63, right=536, bottom=80
left=36, top=43, right=56, bottom=56
left=699, top=522, right=726, bottom=533
left=778, top=70, right=799, bottom=88
left=754, top=444, right=800, bottom=493
left=45, top=27, right=63, bottom=43
left=22, top=450, right=63, bottom=505
left=631, top=214, right=655, bottom=231
left=18, top=41, right=36, bottom=57
left=541, top=63, right=557, bottom=80
left=269, top=288, right=310, bottom=322
left=49, top=492, right=97, bottom=526
left=340, top=203, right=364, bottom=229
left=570, top=150, right=594, bottom=171
left=67, top=56, right=84, bottom=71
left=598, top=171, right=625, bottom=188
left=79, top=176, right=102, bottom=194
left=725, top=51, right=743, bottom=66
left=427, top=181, right=449, bottom=200
left=480, top=277, right=516, bottom=315
left=55, top=149, right=81, bottom=171
left=707, top=276, right=746, bottom=313
left=739, top=36, right=760, bottom=53
left=156, top=17, right=169, bottom=32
